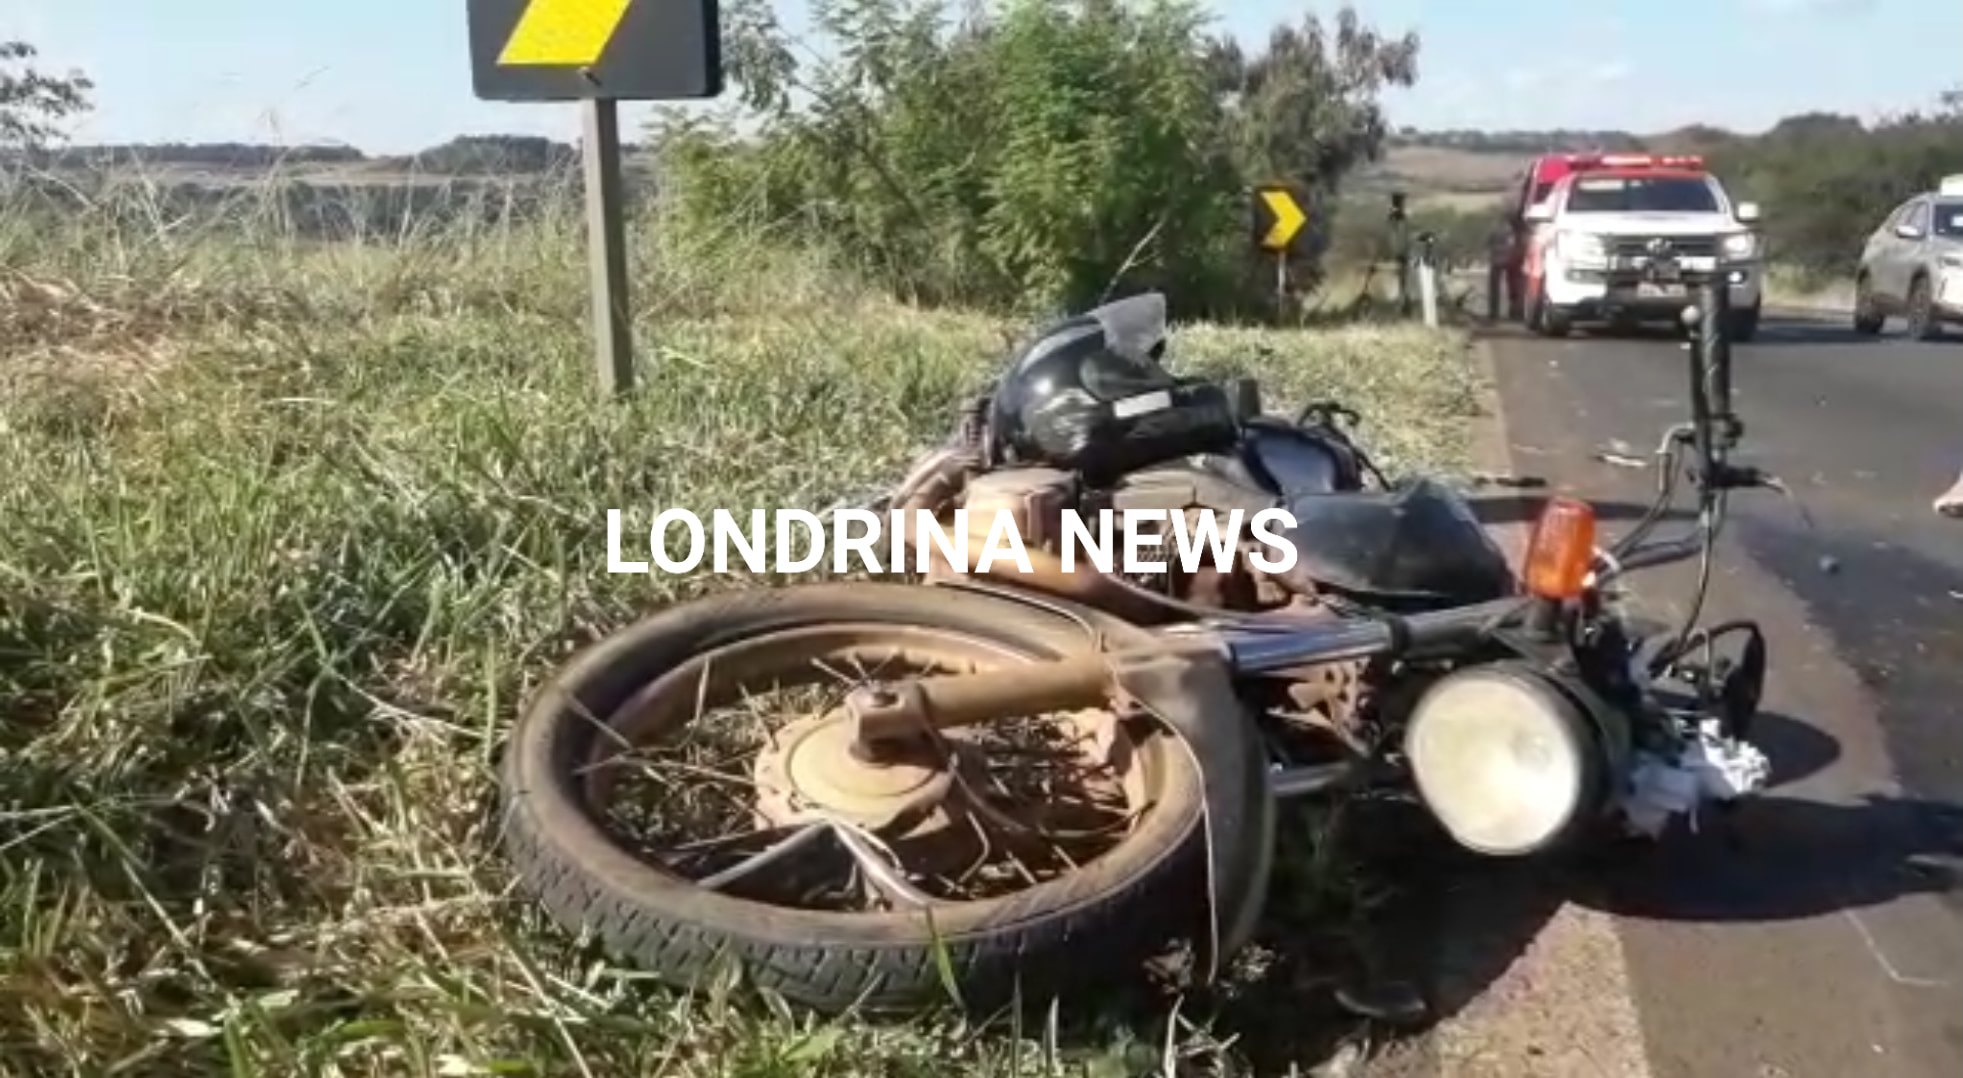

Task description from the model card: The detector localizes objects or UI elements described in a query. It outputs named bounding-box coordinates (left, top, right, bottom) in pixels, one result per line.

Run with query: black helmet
left=987, top=292, right=1238, bottom=484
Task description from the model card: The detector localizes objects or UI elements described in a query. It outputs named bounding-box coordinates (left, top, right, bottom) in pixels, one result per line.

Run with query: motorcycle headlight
left=1402, top=663, right=1603, bottom=857
left=1722, top=232, right=1759, bottom=260
left=1556, top=231, right=1607, bottom=263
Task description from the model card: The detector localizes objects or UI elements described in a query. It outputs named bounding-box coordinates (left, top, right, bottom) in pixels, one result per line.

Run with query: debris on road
left=1935, top=470, right=1963, bottom=517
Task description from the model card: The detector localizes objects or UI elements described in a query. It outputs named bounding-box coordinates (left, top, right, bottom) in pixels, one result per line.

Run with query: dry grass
left=0, top=174, right=1486, bottom=1076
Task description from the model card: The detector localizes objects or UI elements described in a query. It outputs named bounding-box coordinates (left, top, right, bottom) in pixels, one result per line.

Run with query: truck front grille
left=1608, top=235, right=1720, bottom=262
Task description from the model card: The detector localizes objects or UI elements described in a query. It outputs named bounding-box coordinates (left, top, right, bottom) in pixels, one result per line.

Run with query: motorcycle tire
left=498, top=581, right=1252, bottom=1014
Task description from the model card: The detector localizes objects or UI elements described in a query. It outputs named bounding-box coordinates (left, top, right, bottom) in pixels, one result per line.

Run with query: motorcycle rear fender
left=1109, top=648, right=1276, bottom=983
left=926, top=578, right=1276, bottom=983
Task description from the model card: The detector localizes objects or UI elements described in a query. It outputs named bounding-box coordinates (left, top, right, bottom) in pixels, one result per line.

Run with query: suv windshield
left=1566, top=175, right=1720, bottom=214
left=1935, top=202, right=1963, bottom=237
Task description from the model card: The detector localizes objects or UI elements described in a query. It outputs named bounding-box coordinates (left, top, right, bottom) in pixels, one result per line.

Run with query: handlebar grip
left=1702, top=462, right=1772, bottom=490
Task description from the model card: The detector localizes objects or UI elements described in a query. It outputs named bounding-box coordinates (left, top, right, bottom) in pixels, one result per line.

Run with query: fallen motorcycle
left=497, top=267, right=1780, bottom=1015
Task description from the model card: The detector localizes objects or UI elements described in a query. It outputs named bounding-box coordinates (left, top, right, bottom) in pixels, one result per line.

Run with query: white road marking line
left=1843, top=910, right=1949, bottom=989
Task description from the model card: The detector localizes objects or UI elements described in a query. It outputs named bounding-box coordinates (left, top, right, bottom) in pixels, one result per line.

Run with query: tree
left=1705, top=91, right=1963, bottom=278
left=0, top=41, right=93, bottom=148
left=1210, top=9, right=1417, bottom=193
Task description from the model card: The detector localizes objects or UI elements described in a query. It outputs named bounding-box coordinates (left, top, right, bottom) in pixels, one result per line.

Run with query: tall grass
left=0, top=171, right=1485, bottom=1076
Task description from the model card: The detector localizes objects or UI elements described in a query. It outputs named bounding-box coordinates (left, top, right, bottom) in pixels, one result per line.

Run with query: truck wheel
left=1536, top=287, right=1572, bottom=338
left=1726, top=301, right=1760, bottom=343
left=1852, top=274, right=1885, bottom=335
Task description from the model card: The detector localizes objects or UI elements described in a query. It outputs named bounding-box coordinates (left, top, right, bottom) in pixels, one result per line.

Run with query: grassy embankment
left=0, top=173, right=1487, bottom=1076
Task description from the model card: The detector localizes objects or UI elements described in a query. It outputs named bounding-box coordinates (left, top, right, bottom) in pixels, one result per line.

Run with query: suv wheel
left=1852, top=274, right=1885, bottom=336
left=1906, top=275, right=1942, bottom=341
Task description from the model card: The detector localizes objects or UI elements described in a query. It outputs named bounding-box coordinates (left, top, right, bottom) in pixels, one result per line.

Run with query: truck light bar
left=1564, top=153, right=1705, bottom=171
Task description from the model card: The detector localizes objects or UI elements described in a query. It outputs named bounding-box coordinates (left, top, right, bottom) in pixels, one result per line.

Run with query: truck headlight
left=1403, top=663, right=1604, bottom=856
left=1556, top=231, right=1607, bottom=264
left=1722, top=232, right=1759, bottom=260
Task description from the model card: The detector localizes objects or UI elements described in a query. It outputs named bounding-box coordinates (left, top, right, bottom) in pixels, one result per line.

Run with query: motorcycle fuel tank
left=1278, top=478, right=1517, bottom=605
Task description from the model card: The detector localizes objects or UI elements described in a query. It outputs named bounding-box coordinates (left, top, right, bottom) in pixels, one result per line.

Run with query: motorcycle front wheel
left=498, top=581, right=1234, bottom=1013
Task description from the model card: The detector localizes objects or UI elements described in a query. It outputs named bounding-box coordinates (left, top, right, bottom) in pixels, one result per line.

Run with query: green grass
left=0, top=179, right=1486, bottom=1076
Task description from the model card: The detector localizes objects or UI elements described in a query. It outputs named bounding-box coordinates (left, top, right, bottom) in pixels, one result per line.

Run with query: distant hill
left=0, top=115, right=1914, bottom=230
left=1389, top=128, right=1649, bottom=154
left=1364, top=120, right=1859, bottom=209
left=1, top=134, right=596, bottom=184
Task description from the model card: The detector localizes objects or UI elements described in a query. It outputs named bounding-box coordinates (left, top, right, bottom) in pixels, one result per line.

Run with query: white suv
left=1520, top=157, right=1764, bottom=341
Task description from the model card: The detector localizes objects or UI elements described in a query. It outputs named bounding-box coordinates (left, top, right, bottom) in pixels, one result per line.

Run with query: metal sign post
left=581, top=100, right=634, bottom=397
left=467, top=0, right=724, bottom=400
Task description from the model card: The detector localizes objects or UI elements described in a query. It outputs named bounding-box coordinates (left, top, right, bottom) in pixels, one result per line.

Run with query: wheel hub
left=753, top=712, right=965, bottom=833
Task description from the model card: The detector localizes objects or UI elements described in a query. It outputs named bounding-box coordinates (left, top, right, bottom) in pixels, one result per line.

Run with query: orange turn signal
left=1522, top=497, right=1597, bottom=601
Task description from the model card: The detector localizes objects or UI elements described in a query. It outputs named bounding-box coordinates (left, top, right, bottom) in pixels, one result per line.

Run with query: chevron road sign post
left=1251, top=185, right=1311, bottom=321
left=467, top=0, right=723, bottom=398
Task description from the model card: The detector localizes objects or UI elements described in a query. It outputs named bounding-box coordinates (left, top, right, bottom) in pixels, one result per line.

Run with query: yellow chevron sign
left=1256, top=187, right=1307, bottom=251
left=468, top=0, right=721, bottom=104
left=498, top=0, right=634, bottom=67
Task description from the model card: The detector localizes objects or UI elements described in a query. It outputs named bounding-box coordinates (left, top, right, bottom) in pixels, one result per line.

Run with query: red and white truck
left=1510, top=154, right=1764, bottom=340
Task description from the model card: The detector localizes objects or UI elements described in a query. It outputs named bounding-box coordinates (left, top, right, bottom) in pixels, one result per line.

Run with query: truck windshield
left=1566, top=175, right=1720, bottom=214
left=1934, top=202, right=1963, bottom=237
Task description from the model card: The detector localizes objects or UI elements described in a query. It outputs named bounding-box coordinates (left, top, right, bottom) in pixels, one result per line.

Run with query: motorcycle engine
left=944, top=467, right=1297, bottom=612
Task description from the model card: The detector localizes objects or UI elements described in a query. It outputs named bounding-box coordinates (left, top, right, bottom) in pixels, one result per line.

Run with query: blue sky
left=1, top=0, right=1954, bottom=153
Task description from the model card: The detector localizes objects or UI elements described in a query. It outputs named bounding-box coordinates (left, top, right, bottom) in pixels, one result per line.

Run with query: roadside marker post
left=1388, top=191, right=1411, bottom=317
left=1251, top=184, right=1310, bottom=322
left=467, top=0, right=724, bottom=400
left=1414, top=230, right=1440, bottom=328
left=1417, top=258, right=1439, bottom=328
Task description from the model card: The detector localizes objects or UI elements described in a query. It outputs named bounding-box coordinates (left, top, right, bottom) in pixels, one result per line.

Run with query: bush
left=651, top=0, right=1418, bottom=320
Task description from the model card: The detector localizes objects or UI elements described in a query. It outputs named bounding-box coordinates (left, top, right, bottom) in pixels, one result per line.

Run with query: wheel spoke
left=692, top=822, right=833, bottom=891
left=830, top=819, right=937, bottom=908
left=581, top=625, right=1147, bottom=913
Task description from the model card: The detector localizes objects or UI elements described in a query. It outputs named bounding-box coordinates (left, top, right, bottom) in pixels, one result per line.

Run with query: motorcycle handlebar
left=1222, top=595, right=1527, bottom=675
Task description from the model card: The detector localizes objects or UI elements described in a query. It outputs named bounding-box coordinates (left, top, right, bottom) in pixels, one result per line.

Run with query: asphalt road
left=1394, top=313, right=1963, bottom=1078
